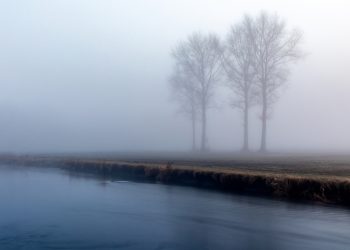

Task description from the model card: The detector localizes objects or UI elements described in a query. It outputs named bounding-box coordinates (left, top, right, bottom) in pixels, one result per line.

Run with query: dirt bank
left=64, top=160, right=350, bottom=206
left=1, top=154, right=350, bottom=206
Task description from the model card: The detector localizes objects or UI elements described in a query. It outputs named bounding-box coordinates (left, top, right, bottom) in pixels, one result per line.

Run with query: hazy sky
left=0, top=0, right=350, bottom=153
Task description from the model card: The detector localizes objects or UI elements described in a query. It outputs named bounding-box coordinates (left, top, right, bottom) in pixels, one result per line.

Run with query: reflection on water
left=0, top=165, right=350, bottom=250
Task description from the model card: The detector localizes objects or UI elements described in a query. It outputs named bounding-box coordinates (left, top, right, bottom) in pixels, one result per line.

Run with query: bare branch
left=170, top=32, right=223, bottom=151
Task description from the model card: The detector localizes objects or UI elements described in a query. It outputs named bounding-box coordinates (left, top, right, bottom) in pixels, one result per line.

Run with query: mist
left=1, top=0, right=350, bottom=153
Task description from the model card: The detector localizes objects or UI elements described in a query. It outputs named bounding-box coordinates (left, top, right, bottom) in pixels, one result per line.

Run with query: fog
left=0, top=0, right=350, bottom=153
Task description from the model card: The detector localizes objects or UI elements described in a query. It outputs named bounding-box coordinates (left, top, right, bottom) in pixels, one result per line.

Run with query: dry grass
left=58, top=158, right=350, bottom=206
left=1, top=154, right=350, bottom=206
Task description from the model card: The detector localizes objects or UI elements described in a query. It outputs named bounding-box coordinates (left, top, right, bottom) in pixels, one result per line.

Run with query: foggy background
left=0, top=0, right=349, bottom=153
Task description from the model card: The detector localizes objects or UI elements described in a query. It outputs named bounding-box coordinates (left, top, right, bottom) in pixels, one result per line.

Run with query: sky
left=0, top=0, right=350, bottom=153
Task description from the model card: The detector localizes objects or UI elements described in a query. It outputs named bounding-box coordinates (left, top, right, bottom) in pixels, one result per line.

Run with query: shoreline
left=1, top=154, right=350, bottom=207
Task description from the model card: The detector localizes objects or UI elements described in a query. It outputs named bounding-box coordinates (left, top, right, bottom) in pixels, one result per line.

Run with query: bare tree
left=222, top=16, right=256, bottom=152
left=171, top=32, right=223, bottom=152
left=169, top=65, right=198, bottom=151
left=249, top=12, right=303, bottom=152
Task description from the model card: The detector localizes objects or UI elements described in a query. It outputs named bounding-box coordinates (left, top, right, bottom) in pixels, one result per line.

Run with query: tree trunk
left=191, top=111, right=196, bottom=151
left=260, top=84, right=267, bottom=152
left=260, top=111, right=267, bottom=152
left=242, top=97, right=249, bottom=152
left=201, top=103, right=207, bottom=152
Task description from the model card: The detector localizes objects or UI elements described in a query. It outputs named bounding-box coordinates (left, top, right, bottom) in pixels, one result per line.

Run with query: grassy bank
left=1, top=154, right=350, bottom=206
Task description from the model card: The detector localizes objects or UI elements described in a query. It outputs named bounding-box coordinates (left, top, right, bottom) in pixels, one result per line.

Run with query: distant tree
left=222, top=16, right=256, bottom=152
left=169, top=65, right=198, bottom=151
left=171, top=32, right=223, bottom=152
left=249, top=12, right=303, bottom=152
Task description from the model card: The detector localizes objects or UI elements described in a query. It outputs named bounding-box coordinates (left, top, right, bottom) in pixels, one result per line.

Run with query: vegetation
left=170, top=32, right=223, bottom=151
left=2, top=154, right=350, bottom=206
left=169, top=12, right=304, bottom=152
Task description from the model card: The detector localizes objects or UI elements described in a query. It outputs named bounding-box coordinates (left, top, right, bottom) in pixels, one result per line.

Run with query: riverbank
left=1, top=154, right=350, bottom=206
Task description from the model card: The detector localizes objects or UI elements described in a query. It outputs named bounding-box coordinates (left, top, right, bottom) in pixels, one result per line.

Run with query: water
left=0, top=165, right=350, bottom=250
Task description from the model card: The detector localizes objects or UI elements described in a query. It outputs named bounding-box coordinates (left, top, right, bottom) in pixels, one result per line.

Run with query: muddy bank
left=61, top=160, right=350, bottom=206
left=1, top=155, right=350, bottom=206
